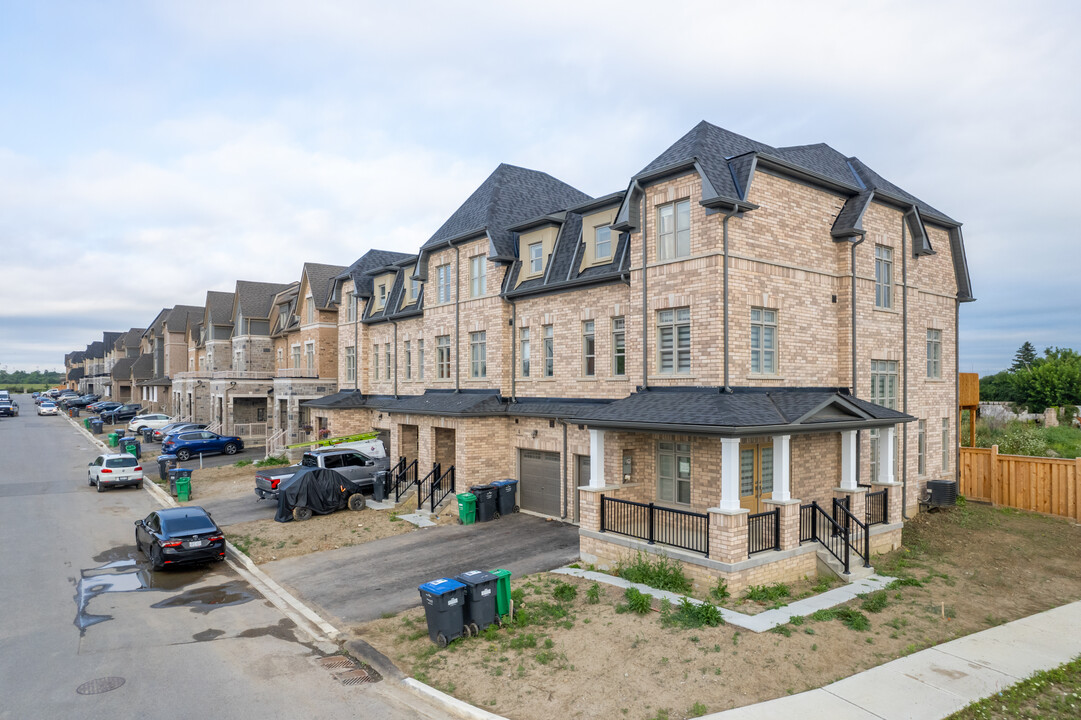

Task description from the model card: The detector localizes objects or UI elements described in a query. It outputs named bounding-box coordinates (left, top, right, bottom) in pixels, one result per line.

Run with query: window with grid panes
left=291, top=346, right=301, bottom=369
left=470, top=331, right=486, bottom=378
left=595, top=225, right=612, bottom=260
left=657, top=308, right=691, bottom=374
left=869, top=359, right=899, bottom=480
left=658, top=441, right=691, bottom=505
left=436, top=264, right=452, bottom=304
left=346, top=291, right=357, bottom=322
left=404, top=341, right=411, bottom=380
left=385, top=343, right=391, bottom=379
left=345, top=346, right=356, bottom=382
left=612, top=317, right=625, bottom=376
left=520, top=327, right=530, bottom=377
left=917, top=419, right=927, bottom=475
left=582, top=321, right=595, bottom=376
left=529, top=243, right=544, bottom=274
left=926, top=328, right=942, bottom=378
left=470, top=255, right=486, bottom=298
left=372, top=344, right=379, bottom=380
left=418, top=339, right=425, bottom=379
left=304, top=342, right=314, bottom=370
left=543, top=325, right=554, bottom=377
left=436, top=336, right=450, bottom=379
left=657, top=199, right=690, bottom=260
left=875, top=246, right=893, bottom=309
left=750, top=308, right=777, bottom=375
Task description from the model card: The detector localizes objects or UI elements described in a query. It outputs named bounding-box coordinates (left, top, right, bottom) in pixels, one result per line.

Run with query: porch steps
left=816, top=548, right=876, bottom=583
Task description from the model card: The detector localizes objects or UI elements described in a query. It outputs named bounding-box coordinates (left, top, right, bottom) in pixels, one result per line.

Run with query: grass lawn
left=946, top=655, right=1081, bottom=719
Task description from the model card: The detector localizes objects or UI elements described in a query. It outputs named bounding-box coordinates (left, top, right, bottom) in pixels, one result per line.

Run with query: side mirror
left=133, top=520, right=141, bottom=526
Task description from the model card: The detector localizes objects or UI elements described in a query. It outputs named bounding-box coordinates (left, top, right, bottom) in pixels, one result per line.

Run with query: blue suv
left=162, top=430, right=244, bottom=461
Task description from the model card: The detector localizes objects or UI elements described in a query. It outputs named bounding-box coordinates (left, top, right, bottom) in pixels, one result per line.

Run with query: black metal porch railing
left=833, top=497, right=871, bottom=569
left=394, top=458, right=418, bottom=503
left=417, top=462, right=440, bottom=510
left=431, top=465, right=455, bottom=512
left=799, top=503, right=815, bottom=543
left=747, top=508, right=780, bottom=555
left=802, top=501, right=852, bottom=573
left=866, top=488, right=888, bottom=526
left=600, top=496, right=709, bottom=556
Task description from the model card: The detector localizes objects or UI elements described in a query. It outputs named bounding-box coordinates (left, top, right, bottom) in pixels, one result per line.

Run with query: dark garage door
left=519, top=449, right=561, bottom=517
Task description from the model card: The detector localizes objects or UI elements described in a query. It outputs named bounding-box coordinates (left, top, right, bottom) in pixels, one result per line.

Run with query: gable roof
left=102, top=331, right=123, bottom=351
left=116, top=328, right=145, bottom=352
left=420, top=163, right=592, bottom=263
left=302, top=262, right=348, bottom=308
left=110, top=356, right=135, bottom=379
left=338, top=249, right=416, bottom=300
left=164, top=305, right=203, bottom=333
left=142, top=308, right=170, bottom=338
left=131, top=354, right=154, bottom=380
left=206, top=291, right=235, bottom=325
left=234, top=280, right=294, bottom=320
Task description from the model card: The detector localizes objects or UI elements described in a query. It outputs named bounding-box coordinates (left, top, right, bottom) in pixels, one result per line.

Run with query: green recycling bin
left=489, top=568, right=512, bottom=618
left=456, top=492, right=477, bottom=525
left=176, top=477, right=191, bottom=502
left=107, top=432, right=119, bottom=448
left=83, top=417, right=91, bottom=429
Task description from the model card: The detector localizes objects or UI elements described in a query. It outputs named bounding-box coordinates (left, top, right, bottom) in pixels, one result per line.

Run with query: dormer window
left=411, top=278, right=420, bottom=300
left=378, top=283, right=387, bottom=308
left=529, top=243, right=544, bottom=274
left=305, top=295, right=314, bottom=324
left=595, top=226, right=612, bottom=261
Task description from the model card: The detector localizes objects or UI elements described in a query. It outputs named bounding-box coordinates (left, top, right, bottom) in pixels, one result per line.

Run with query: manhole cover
left=76, top=677, right=125, bottom=695
left=335, top=669, right=375, bottom=685
left=318, top=656, right=356, bottom=670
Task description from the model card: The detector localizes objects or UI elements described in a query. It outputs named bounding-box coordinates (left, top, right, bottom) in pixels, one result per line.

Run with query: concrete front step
left=816, top=547, right=876, bottom=582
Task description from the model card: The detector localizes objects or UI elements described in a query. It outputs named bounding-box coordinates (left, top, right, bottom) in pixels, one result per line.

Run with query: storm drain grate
left=318, top=656, right=357, bottom=670
left=76, top=677, right=125, bottom=695
left=335, top=669, right=377, bottom=685
left=317, top=655, right=382, bottom=685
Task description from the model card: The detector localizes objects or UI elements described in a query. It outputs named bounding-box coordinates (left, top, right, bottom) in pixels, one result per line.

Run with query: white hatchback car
left=88, top=453, right=144, bottom=492
left=38, top=401, right=59, bottom=416
left=127, top=413, right=174, bottom=434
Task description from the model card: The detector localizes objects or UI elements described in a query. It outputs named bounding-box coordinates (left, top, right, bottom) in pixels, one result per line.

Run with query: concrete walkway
left=706, top=600, right=1081, bottom=720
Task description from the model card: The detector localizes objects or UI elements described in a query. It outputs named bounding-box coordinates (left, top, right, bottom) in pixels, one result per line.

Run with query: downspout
left=510, top=298, right=517, bottom=402
left=392, top=320, right=399, bottom=399
left=954, top=298, right=960, bottom=483
left=455, top=243, right=461, bottom=392
left=901, top=215, right=910, bottom=518
left=353, top=292, right=359, bottom=392
left=640, top=192, right=649, bottom=388
left=559, top=418, right=568, bottom=520
left=851, top=235, right=865, bottom=485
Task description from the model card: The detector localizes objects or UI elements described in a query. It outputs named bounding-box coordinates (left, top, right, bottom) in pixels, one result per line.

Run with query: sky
left=1, top=0, right=1078, bottom=376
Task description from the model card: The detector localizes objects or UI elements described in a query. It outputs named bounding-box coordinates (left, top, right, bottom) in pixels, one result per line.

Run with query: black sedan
left=135, top=507, right=226, bottom=570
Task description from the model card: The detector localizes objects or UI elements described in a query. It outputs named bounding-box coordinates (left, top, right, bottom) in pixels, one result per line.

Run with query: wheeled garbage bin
left=90, top=419, right=103, bottom=434
left=470, top=484, right=498, bottom=522
left=488, top=568, right=512, bottom=619
left=107, top=432, right=119, bottom=448
left=456, top=493, right=476, bottom=525
left=141, top=427, right=154, bottom=443
left=84, top=418, right=91, bottom=429
left=371, top=470, right=388, bottom=503
left=121, top=439, right=141, bottom=460
left=168, top=467, right=192, bottom=497
left=455, top=570, right=499, bottom=633
left=418, top=578, right=467, bottom=647
left=157, top=454, right=177, bottom=482
left=491, top=479, right=519, bottom=515
left=176, top=476, right=191, bottom=502
left=71, top=407, right=80, bottom=418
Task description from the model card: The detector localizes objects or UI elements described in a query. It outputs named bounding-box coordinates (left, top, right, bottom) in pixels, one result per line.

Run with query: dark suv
left=100, top=403, right=143, bottom=424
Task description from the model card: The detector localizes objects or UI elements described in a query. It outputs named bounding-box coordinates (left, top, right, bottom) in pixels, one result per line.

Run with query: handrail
left=394, top=458, right=418, bottom=503
left=600, top=496, right=709, bottom=556
left=805, top=501, right=851, bottom=574
left=417, top=463, right=440, bottom=510
left=431, top=465, right=455, bottom=512
left=833, top=498, right=871, bottom=568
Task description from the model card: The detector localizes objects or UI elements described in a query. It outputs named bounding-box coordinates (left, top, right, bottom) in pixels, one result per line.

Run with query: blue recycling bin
left=418, top=578, right=467, bottom=647
left=491, top=479, right=519, bottom=516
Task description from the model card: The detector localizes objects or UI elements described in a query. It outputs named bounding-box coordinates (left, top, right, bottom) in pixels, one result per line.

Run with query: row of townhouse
left=64, top=120, right=973, bottom=593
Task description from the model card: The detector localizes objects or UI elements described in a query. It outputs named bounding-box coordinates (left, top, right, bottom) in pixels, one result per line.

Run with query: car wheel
left=223, top=442, right=238, bottom=455
left=96, top=481, right=106, bottom=493
left=176, top=449, right=191, bottom=461
left=150, top=544, right=164, bottom=570
left=293, top=506, right=313, bottom=521
left=347, top=494, right=366, bottom=511
left=136, top=481, right=143, bottom=489
left=134, top=534, right=141, bottom=554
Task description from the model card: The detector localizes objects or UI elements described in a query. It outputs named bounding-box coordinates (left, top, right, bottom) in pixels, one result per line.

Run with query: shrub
left=552, top=582, right=577, bottom=603
left=743, top=583, right=790, bottom=603
left=622, top=587, right=653, bottom=615
left=614, top=552, right=692, bottom=594
left=254, top=455, right=290, bottom=467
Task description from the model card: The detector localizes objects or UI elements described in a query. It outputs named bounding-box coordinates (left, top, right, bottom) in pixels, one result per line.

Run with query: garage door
left=519, top=449, right=561, bottom=517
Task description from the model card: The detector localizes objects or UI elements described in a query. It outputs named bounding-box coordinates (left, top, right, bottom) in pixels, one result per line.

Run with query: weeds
left=810, top=606, right=870, bottom=631
left=617, top=587, right=653, bottom=615
left=614, top=552, right=692, bottom=594
left=233, top=458, right=253, bottom=467
left=586, top=581, right=600, bottom=604
left=861, top=591, right=889, bottom=613
left=743, top=583, right=790, bottom=603
left=552, top=582, right=577, bottom=602
left=254, top=455, right=290, bottom=467
left=659, top=597, right=724, bottom=629
left=709, top=578, right=730, bottom=602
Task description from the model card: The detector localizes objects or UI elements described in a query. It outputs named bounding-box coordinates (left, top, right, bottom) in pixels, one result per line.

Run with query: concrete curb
left=401, top=679, right=507, bottom=720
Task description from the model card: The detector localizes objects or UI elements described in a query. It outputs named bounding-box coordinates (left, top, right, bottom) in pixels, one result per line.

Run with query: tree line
left=0, top=370, right=65, bottom=385
left=980, top=342, right=1081, bottom=413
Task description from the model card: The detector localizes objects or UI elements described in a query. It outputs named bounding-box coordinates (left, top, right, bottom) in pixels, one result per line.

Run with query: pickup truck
left=255, top=444, right=390, bottom=500
left=99, top=403, right=144, bottom=424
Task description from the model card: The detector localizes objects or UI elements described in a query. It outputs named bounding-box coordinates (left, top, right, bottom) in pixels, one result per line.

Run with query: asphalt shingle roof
left=235, top=281, right=294, bottom=320
left=206, top=291, right=235, bottom=325
left=380, top=390, right=505, bottom=416
left=131, top=355, right=154, bottom=380
left=303, top=262, right=348, bottom=308
left=342, top=249, right=416, bottom=299
left=110, top=357, right=135, bottom=379
left=422, top=164, right=592, bottom=260
left=164, top=305, right=203, bottom=333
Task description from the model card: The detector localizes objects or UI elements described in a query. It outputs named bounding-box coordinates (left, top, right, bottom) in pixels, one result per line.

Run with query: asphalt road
left=265, top=513, right=581, bottom=624
left=0, top=395, right=447, bottom=719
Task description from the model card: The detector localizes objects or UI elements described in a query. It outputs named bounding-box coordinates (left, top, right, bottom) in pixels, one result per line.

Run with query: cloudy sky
left=1, top=0, right=1078, bottom=375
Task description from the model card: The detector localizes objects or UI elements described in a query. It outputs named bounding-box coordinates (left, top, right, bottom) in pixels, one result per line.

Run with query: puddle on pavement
left=150, top=580, right=254, bottom=614
left=192, top=628, right=226, bottom=642
left=238, top=618, right=297, bottom=642
left=74, top=544, right=239, bottom=634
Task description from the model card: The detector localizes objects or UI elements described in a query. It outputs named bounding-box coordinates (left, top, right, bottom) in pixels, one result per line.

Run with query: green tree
left=1010, top=341, right=1037, bottom=372
left=1012, top=347, right=1081, bottom=413
left=979, top=371, right=1016, bottom=402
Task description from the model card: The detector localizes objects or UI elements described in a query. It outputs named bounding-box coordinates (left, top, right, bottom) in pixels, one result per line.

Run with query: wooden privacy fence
left=960, top=446, right=1081, bottom=521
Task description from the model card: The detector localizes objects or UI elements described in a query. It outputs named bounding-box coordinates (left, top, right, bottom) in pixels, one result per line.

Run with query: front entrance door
left=739, top=441, right=774, bottom=513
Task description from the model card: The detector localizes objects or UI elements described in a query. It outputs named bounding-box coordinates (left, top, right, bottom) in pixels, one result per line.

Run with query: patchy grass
left=946, top=654, right=1081, bottom=719
left=614, top=551, right=693, bottom=594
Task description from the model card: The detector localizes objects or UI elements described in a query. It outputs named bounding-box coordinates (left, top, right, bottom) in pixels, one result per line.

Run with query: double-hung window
left=657, top=199, right=690, bottom=260
left=345, top=346, right=356, bottom=382
left=417, top=339, right=425, bottom=379
left=869, top=360, right=899, bottom=479
left=470, top=331, right=487, bottom=378
left=529, top=243, right=544, bottom=275
left=657, top=308, right=691, bottom=374
left=926, top=329, right=942, bottom=379
left=612, top=317, right=626, bottom=376
left=385, top=343, right=391, bottom=380
left=304, top=342, right=315, bottom=371
left=750, top=308, right=777, bottom=375
left=470, top=256, right=486, bottom=298
left=291, top=346, right=301, bottom=369
left=306, top=296, right=314, bottom=324
left=875, top=246, right=893, bottom=309
left=377, top=284, right=387, bottom=308
left=582, top=321, right=595, bottom=377
left=404, top=341, right=412, bottom=380
left=917, top=419, right=927, bottom=475
left=346, top=291, right=357, bottom=322
left=436, top=336, right=451, bottom=379
left=595, top=226, right=612, bottom=261
left=520, top=327, right=530, bottom=377
left=373, top=344, right=380, bottom=380
left=436, top=264, right=452, bottom=304
left=657, top=441, right=691, bottom=505
left=543, top=325, right=554, bottom=377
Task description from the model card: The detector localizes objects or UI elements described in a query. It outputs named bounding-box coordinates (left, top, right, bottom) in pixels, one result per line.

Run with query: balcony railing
left=274, top=368, right=319, bottom=378
left=210, top=370, right=273, bottom=380
left=600, top=496, right=709, bottom=556
left=233, top=422, right=267, bottom=439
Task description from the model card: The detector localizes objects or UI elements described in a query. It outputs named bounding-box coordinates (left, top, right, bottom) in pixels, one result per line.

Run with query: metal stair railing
left=833, top=498, right=871, bottom=569
left=430, top=465, right=455, bottom=512
left=417, top=463, right=440, bottom=510
left=394, top=458, right=418, bottom=503
left=804, top=501, right=852, bottom=574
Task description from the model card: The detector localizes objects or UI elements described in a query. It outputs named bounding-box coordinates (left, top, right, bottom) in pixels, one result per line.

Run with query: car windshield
left=105, top=457, right=138, bottom=468
left=41, top=402, right=55, bottom=407
left=301, top=455, right=318, bottom=467
left=161, top=516, right=217, bottom=536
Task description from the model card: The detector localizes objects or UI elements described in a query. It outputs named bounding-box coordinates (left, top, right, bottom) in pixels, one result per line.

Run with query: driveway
left=263, top=514, right=581, bottom=624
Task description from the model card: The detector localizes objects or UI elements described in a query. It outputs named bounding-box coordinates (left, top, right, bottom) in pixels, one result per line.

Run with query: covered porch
left=571, top=387, right=909, bottom=593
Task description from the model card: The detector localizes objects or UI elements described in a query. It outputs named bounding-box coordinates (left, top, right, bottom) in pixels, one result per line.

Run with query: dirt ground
left=358, top=502, right=1081, bottom=720
left=164, top=462, right=419, bottom=563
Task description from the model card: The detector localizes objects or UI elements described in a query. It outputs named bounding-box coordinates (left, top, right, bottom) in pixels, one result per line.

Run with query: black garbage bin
left=141, top=427, right=154, bottom=443
left=418, top=578, right=467, bottom=647
left=168, top=468, right=193, bottom=498
left=455, top=570, right=499, bottom=633
left=157, top=454, right=177, bottom=482
left=72, top=407, right=80, bottom=417
left=121, top=439, right=141, bottom=460
left=90, top=419, right=103, bottom=435
left=371, top=470, right=388, bottom=503
left=470, top=484, right=498, bottom=522
left=491, top=479, right=519, bottom=516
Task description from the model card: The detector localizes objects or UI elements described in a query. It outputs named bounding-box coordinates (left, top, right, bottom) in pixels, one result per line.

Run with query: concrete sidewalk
left=706, top=600, right=1081, bottom=720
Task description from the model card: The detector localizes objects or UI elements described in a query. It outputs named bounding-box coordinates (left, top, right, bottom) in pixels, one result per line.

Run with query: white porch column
left=840, top=430, right=858, bottom=490
left=720, top=437, right=741, bottom=511
left=879, top=425, right=896, bottom=484
left=773, top=434, right=792, bottom=501
left=588, top=429, right=606, bottom=489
